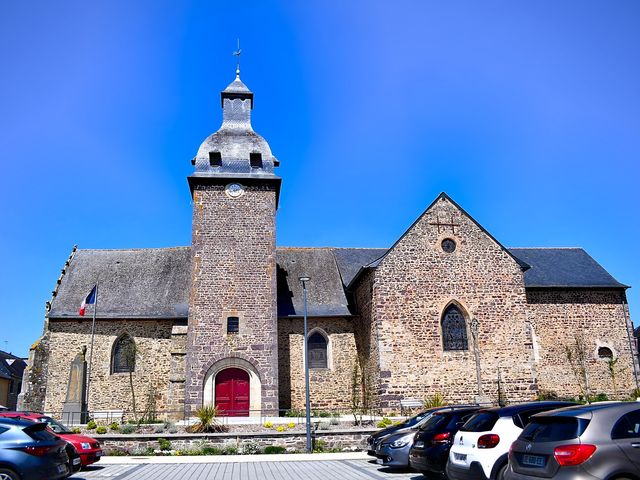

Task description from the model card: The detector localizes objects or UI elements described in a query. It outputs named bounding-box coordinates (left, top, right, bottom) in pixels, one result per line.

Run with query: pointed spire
left=233, top=38, right=242, bottom=79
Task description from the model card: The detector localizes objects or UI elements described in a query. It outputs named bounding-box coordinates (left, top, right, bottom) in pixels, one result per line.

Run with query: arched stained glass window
left=308, top=332, right=328, bottom=369
left=111, top=334, right=136, bottom=374
left=442, top=305, right=468, bottom=351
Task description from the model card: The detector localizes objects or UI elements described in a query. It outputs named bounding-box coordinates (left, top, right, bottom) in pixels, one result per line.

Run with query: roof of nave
left=46, top=245, right=626, bottom=320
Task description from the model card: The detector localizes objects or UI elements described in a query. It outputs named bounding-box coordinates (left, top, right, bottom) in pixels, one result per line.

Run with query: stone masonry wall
left=353, top=269, right=382, bottom=408
left=368, top=196, right=536, bottom=409
left=278, top=317, right=357, bottom=411
left=43, top=319, right=174, bottom=416
left=186, top=183, right=279, bottom=414
left=527, top=289, right=637, bottom=399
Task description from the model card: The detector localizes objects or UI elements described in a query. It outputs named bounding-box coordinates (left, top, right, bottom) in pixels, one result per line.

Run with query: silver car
left=506, top=401, right=640, bottom=480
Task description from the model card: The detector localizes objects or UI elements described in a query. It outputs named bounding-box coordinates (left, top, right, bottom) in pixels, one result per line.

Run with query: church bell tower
left=185, top=68, right=281, bottom=416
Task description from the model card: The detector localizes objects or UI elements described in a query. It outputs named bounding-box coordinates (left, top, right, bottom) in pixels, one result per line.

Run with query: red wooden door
left=215, top=368, right=250, bottom=416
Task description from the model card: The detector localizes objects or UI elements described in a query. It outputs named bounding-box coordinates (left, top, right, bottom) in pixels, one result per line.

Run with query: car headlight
left=81, top=442, right=91, bottom=450
left=390, top=439, right=409, bottom=448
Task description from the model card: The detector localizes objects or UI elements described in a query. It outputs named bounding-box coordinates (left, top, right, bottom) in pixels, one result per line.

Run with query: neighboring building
left=19, top=72, right=638, bottom=418
left=0, top=351, right=27, bottom=410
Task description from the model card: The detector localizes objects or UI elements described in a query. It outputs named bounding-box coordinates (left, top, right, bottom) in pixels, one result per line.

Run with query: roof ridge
left=76, top=246, right=191, bottom=252
left=509, top=247, right=584, bottom=250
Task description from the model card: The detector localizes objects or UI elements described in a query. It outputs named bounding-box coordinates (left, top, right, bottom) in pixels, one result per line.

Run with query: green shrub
left=424, top=392, right=447, bottom=408
left=86, top=420, right=97, bottom=430
left=317, top=421, right=330, bottom=430
left=189, top=406, right=227, bottom=433
left=264, top=445, right=286, bottom=454
left=120, top=424, right=136, bottom=434
left=376, top=417, right=392, bottom=428
left=95, top=425, right=107, bottom=434
left=536, top=390, right=559, bottom=401
left=313, top=439, right=327, bottom=452
left=71, top=427, right=81, bottom=434
left=329, top=415, right=339, bottom=426
left=589, top=393, right=609, bottom=402
left=154, top=424, right=165, bottom=434
left=158, top=438, right=172, bottom=451
left=222, top=446, right=238, bottom=455
left=284, top=408, right=304, bottom=417
left=109, top=422, right=119, bottom=431
left=201, top=446, right=222, bottom=455
left=107, top=448, right=129, bottom=456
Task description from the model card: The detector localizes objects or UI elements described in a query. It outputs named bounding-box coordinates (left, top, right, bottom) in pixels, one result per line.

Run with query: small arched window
left=598, top=346, right=613, bottom=359
left=442, top=304, right=469, bottom=351
left=308, top=332, right=328, bottom=369
left=111, top=334, right=136, bottom=374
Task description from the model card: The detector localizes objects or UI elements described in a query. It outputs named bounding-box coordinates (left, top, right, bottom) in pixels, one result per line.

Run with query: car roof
left=0, top=417, right=37, bottom=428
left=479, top=401, right=577, bottom=416
left=533, top=401, right=640, bottom=419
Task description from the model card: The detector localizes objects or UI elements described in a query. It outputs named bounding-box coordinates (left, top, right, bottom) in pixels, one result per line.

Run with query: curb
left=99, top=451, right=371, bottom=464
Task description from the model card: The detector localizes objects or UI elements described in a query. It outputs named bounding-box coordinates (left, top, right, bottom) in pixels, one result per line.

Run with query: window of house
left=250, top=153, right=263, bottom=169
left=442, top=304, right=469, bottom=351
left=598, top=346, right=613, bottom=359
left=209, top=151, right=222, bottom=167
left=308, top=332, right=328, bottom=369
left=111, top=334, right=136, bottom=374
left=227, top=316, right=240, bottom=334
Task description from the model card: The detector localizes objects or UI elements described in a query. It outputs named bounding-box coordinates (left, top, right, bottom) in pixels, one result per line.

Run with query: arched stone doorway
left=203, top=357, right=262, bottom=417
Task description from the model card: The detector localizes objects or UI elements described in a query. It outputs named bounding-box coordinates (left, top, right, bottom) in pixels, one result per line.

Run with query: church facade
left=20, top=73, right=638, bottom=419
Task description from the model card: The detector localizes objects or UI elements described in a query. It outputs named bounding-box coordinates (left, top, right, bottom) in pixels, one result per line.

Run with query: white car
left=446, top=402, right=575, bottom=480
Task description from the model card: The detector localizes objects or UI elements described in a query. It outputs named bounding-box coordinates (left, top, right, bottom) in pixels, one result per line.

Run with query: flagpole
left=86, top=282, right=98, bottom=418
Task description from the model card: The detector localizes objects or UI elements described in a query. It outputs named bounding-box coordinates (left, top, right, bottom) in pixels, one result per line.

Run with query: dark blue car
left=0, top=417, right=70, bottom=480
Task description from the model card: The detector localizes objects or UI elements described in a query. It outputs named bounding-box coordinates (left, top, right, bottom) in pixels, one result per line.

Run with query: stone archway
left=203, top=358, right=261, bottom=417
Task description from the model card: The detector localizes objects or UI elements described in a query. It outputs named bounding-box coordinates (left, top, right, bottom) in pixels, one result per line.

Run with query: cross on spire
left=429, top=214, right=461, bottom=234
left=233, top=38, right=242, bottom=78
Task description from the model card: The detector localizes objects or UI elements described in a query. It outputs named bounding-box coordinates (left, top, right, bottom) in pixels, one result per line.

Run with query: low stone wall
left=97, top=429, right=377, bottom=454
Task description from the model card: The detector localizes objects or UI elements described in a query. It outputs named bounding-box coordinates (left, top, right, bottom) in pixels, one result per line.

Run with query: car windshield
left=460, top=411, right=499, bottom=432
left=419, top=413, right=450, bottom=431
left=39, top=417, right=72, bottom=434
left=520, top=416, right=589, bottom=442
left=402, top=411, right=431, bottom=428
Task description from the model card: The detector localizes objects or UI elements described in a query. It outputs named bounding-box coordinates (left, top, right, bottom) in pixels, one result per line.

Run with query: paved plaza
left=68, top=457, right=423, bottom=479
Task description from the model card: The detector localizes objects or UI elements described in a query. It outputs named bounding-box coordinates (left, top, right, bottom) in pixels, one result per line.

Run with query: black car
left=367, top=406, right=462, bottom=456
left=0, top=417, right=70, bottom=480
left=368, top=409, right=436, bottom=456
left=410, top=407, right=480, bottom=477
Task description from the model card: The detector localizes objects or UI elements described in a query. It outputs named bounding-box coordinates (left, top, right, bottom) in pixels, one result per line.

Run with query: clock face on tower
left=225, top=183, right=245, bottom=198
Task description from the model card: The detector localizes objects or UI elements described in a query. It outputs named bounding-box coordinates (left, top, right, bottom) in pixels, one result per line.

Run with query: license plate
left=73, top=457, right=81, bottom=465
left=414, top=441, right=424, bottom=448
left=376, top=458, right=384, bottom=465
left=454, top=452, right=467, bottom=461
left=57, top=464, right=68, bottom=474
left=522, top=454, right=545, bottom=467
left=96, top=451, right=102, bottom=457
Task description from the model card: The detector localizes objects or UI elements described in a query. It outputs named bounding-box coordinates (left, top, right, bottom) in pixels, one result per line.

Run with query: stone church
left=20, top=71, right=638, bottom=419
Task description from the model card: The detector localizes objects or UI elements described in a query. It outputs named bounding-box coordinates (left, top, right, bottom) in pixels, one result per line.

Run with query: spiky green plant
left=189, top=405, right=227, bottom=433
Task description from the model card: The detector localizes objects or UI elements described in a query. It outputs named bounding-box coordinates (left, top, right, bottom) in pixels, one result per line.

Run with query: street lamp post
left=299, top=276, right=312, bottom=453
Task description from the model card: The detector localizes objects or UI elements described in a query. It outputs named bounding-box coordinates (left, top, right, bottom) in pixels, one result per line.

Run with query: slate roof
left=509, top=248, right=627, bottom=288
left=47, top=245, right=626, bottom=321
left=0, top=352, right=26, bottom=380
left=48, top=248, right=192, bottom=319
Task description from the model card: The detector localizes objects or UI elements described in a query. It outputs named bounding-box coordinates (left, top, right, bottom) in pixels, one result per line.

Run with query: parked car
left=374, top=406, right=478, bottom=469
left=446, top=401, right=576, bottom=480
left=0, top=417, right=70, bottom=480
left=506, top=401, right=640, bottom=480
left=367, top=408, right=438, bottom=456
left=409, top=406, right=480, bottom=477
left=0, top=411, right=102, bottom=469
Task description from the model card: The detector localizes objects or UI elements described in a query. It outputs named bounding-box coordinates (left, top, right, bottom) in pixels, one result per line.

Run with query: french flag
left=79, top=285, right=97, bottom=316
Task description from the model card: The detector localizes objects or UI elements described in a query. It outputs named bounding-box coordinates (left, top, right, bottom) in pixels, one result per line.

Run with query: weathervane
left=233, top=38, right=242, bottom=77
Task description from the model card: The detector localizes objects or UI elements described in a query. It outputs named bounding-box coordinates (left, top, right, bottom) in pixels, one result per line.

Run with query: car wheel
left=0, top=468, right=20, bottom=480
left=495, top=464, right=508, bottom=480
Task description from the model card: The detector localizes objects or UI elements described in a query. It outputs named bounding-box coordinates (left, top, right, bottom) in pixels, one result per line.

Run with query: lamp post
left=470, top=318, right=484, bottom=401
left=299, top=276, right=312, bottom=453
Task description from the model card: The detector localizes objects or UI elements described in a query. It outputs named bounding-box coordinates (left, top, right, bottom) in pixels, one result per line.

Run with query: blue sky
left=1, top=1, right=639, bottom=358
